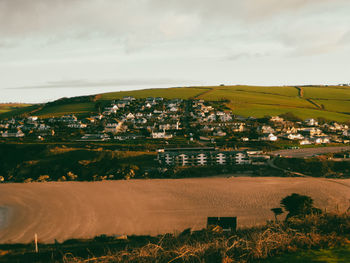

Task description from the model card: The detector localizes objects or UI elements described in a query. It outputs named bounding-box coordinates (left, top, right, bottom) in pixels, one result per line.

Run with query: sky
left=0, top=0, right=350, bottom=103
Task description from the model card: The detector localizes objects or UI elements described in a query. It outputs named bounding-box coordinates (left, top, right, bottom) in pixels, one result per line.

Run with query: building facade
left=157, top=148, right=251, bottom=166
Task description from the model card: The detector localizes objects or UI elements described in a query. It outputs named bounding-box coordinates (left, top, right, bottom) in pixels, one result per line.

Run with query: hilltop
left=1, top=85, right=350, bottom=122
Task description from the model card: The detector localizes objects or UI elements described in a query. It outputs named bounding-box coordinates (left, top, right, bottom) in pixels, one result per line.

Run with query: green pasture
left=195, top=85, right=350, bottom=122
left=199, top=89, right=310, bottom=108
left=98, top=87, right=209, bottom=100
left=214, top=85, right=299, bottom=97
left=229, top=103, right=350, bottom=122
left=35, top=102, right=96, bottom=117
left=0, top=104, right=40, bottom=119
left=2, top=85, right=350, bottom=122
left=303, top=86, right=350, bottom=100
left=0, top=104, right=32, bottom=113
left=314, top=99, right=350, bottom=114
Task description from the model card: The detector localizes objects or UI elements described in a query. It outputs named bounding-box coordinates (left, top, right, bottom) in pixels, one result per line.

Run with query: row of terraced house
left=157, top=147, right=270, bottom=166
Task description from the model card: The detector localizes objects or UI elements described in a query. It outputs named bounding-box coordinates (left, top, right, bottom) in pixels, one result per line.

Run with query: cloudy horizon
left=1, top=0, right=350, bottom=103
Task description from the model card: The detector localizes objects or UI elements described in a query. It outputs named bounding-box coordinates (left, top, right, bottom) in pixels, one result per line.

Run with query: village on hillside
left=0, top=96, right=350, bottom=167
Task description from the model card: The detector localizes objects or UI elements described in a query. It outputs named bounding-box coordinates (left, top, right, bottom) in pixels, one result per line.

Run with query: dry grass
left=62, top=213, right=350, bottom=263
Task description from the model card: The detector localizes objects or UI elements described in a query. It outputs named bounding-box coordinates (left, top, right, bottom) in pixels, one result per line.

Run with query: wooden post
left=34, top=233, right=38, bottom=253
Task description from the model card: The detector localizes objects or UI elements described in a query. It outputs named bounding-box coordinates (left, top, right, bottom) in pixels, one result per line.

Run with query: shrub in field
left=280, top=193, right=322, bottom=219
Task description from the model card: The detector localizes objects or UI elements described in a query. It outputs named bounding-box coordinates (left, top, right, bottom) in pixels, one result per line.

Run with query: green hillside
left=34, top=102, right=96, bottom=118
left=1, top=85, right=350, bottom=122
left=0, top=104, right=40, bottom=119
left=99, top=86, right=210, bottom=100
left=0, top=103, right=33, bottom=114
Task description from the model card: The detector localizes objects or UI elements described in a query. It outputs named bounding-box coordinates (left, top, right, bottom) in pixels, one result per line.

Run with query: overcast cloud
left=0, top=0, right=349, bottom=102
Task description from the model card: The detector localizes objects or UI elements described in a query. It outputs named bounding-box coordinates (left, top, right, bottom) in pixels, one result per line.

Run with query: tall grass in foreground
left=63, top=213, right=350, bottom=263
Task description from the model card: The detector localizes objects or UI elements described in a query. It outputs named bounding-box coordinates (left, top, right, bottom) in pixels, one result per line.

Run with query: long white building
left=157, top=147, right=253, bottom=166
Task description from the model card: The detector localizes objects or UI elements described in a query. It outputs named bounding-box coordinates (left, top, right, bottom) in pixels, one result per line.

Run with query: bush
left=280, top=193, right=322, bottom=219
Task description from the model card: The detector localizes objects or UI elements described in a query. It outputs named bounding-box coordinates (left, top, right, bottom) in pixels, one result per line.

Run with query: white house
left=67, top=122, right=87, bottom=129
left=300, top=138, right=312, bottom=145
left=104, top=122, right=121, bottom=133
left=305, top=118, right=318, bottom=126
left=37, top=124, right=51, bottom=131
left=312, top=137, right=330, bottom=144
left=103, top=104, right=118, bottom=114
left=125, top=113, right=135, bottom=120
left=151, top=131, right=173, bottom=139
left=60, top=115, right=77, bottom=122
left=232, top=123, right=245, bottom=132
left=27, top=116, right=38, bottom=122
left=169, top=106, right=179, bottom=112
left=258, top=125, right=275, bottom=134
left=270, top=116, right=284, bottom=122
left=1, top=130, right=25, bottom=138
left=260, top=133, right=278, bottom=141
left=286, top=134, right=304, bottom=140
left=207, top=113, right=216, bottom=122
left=219, top=114, right=232, bottom=122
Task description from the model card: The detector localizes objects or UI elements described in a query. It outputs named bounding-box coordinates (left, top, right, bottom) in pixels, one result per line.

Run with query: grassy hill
left=1, top=85, right=350, bottom=122
left=0, top=103, right=37, bottom=117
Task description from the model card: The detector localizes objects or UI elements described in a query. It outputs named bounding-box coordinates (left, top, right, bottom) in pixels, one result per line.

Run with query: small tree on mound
left=280, top=193, right=322, bottom=220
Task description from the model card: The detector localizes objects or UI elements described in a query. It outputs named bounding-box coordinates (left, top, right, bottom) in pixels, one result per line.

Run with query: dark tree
left=280, top=193, right=322, bottom=219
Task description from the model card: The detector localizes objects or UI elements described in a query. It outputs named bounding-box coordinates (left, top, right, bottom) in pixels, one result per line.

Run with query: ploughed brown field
left=0, top=177, right=350, bottom=244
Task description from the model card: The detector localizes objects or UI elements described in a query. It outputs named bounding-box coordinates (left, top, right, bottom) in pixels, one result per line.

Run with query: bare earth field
left=0, top=177, right=350, bottom=244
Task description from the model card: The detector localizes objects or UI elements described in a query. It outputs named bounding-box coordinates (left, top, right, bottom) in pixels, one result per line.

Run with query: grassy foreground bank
left=0, top=212, right=349, bottom=262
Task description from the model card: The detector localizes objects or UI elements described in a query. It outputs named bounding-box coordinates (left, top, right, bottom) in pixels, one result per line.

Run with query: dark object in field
left=207, top=217, right=237, bottom=232
left=280, top=193, right=322, bottom=219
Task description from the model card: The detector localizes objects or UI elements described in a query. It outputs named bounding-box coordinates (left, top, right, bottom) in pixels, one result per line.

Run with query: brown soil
left=0, top=177, right=349, bottom=244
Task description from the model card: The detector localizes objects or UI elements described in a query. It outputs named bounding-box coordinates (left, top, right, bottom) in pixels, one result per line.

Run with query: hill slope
left=1, top=85, right=350, bottom=122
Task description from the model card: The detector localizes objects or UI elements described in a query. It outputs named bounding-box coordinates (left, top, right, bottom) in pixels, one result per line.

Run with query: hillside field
left=0, top=103, right=35, bottom=116
left=1, top=85, right=350, bottom=122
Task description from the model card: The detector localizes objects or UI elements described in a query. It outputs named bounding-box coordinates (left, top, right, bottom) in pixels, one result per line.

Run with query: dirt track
left=0, top=177, right=350, bottom=244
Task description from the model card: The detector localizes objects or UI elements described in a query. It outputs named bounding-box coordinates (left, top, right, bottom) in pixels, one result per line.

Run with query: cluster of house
left=1, top=97, right=350, bottom=146
left=252, top=116, right=350, bottom=145
left=98, top=96, right=182, bottom=140
left=0, top=116, right=53, bottom=139
left=157, top=147, right=270, bottom=166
